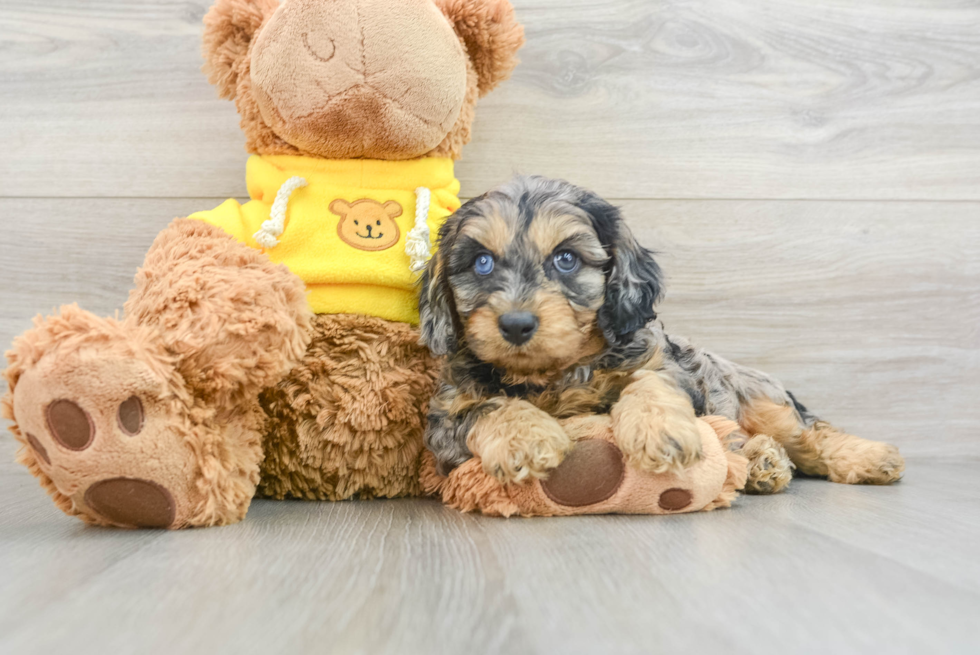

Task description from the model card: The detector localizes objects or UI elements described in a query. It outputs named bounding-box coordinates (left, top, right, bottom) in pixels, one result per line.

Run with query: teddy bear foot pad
left=6, top=307, right=255, bottom=529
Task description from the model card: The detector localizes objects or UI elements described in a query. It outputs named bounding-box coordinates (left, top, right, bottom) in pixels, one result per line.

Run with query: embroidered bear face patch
left=330, top=199, right=402, bottom=251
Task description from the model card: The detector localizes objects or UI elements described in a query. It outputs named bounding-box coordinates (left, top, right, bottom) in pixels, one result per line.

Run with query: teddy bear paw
left=7, top=314, right=217, bottom=529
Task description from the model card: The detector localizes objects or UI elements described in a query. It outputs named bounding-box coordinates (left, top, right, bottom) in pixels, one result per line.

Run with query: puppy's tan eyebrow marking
left=459, top=211, right=513, bottom=257
left=527, top=211, right=600, bottom=257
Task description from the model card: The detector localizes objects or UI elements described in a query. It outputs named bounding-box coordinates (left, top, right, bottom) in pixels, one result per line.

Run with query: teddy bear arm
left=124, top=217, right=313, bottom=407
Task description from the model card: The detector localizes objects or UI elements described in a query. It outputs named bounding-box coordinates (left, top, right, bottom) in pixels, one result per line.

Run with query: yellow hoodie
left=190, top=155, right=460, bottom=324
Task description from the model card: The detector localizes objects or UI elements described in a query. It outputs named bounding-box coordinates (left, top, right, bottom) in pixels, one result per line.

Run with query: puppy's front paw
left=611, top=370, right=702, bottom=474
left=468, top=400, right=573, bottom=485
left=613, top=410, right=703, bottom=475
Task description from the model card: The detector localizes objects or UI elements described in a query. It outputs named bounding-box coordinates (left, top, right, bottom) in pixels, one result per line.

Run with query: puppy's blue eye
left=553, top=250, right=579, bottom=274
left=474, top=253, right=495, bottom=275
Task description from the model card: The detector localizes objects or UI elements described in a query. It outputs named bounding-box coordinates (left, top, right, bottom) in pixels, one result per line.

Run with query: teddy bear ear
left=383, top=201, right=404, bottom=219
left=202, top=0, right=280, bottom=100
left=329, top=199, right=351, bottom=216
left=435, top=0, right=526, bottom=97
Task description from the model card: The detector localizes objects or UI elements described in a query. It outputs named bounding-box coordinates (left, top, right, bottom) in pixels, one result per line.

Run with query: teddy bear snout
left=248, top=0, right=468, bottom=159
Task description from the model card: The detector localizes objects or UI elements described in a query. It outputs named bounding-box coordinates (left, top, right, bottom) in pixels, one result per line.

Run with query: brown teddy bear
left=2, top=0, right=525, bottom=529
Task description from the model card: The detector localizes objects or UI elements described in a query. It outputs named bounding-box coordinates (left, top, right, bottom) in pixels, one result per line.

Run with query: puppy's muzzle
left=498, top=311, right=539, bottom=346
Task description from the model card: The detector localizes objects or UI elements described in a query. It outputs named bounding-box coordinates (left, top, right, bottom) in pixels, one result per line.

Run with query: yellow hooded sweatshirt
left=190, top=155, right=460, bottom=324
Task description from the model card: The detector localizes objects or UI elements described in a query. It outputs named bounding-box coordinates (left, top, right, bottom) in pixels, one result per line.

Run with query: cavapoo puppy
left=419, top=176, right=905, bottom=493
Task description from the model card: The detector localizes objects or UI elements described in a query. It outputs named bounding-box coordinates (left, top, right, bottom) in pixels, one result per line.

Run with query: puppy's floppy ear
left=585, top=196, right=664, bottom=344
left=418, top=218, right=461, bottom=356
left=435, top=0, right=525, bottom=96
left=202, top=0, right=279, bottom=100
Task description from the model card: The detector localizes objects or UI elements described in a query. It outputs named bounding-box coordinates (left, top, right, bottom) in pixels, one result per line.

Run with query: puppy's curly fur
left=420, top=176, right=905, bottom=491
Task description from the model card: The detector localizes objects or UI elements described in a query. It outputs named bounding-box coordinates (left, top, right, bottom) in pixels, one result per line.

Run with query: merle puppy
left=418, top=176, right=904, bottom=493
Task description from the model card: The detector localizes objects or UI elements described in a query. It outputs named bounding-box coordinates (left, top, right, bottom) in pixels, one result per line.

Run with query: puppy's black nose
left=498, top=312, right=539, bottom=346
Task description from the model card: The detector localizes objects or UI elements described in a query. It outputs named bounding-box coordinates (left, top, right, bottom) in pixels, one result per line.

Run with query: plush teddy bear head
left=203, top=0, right=524, bottom=160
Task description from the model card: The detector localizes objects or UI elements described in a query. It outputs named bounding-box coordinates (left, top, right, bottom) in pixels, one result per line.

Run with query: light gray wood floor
left=2, top=1, right=979, bottom=653
left=2, top=438, right=979, bottom=654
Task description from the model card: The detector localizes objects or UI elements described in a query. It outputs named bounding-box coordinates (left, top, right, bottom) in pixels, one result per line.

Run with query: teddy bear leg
left=424, top=415, right=750, bottom=517
left=257, top=314, right=439, bottom=501
left=3, top=219, right=311, bottom=527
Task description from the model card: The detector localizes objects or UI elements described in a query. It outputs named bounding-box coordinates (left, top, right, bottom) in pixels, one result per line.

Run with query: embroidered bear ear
left=435, top=0, right=526, bottom=97
left=202, top=0, right=279, bottom=100
left=329, top=199, right=352, bottom=217
left=383, top=201, right=404, bottom=219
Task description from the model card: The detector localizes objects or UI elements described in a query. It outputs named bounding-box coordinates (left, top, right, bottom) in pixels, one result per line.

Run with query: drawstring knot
left=253, top=176, right=308, bottom=248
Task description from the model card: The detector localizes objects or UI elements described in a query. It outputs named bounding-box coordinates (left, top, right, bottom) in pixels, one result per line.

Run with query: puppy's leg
left=611, top=369, right=702, bottom=474
left=467, top=398, right=573, bottom=485
left=740, top=397, right=904, bottom=485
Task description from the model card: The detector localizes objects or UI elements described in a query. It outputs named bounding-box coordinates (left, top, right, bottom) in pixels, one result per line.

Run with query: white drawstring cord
left=253, top=176, right=308, bottom=249
left=406, top=186, right=433, bottom=273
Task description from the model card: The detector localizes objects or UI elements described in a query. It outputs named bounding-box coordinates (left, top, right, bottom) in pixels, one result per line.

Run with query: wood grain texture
left=1, top=197, right=977, bottom=458
left=2, top=1, right=980, bottom=199
left=1, top=436, right=978, bottom=655
left=623, top=198, right=980, bottom=458
left=487, top=0, right=980, bottom=200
